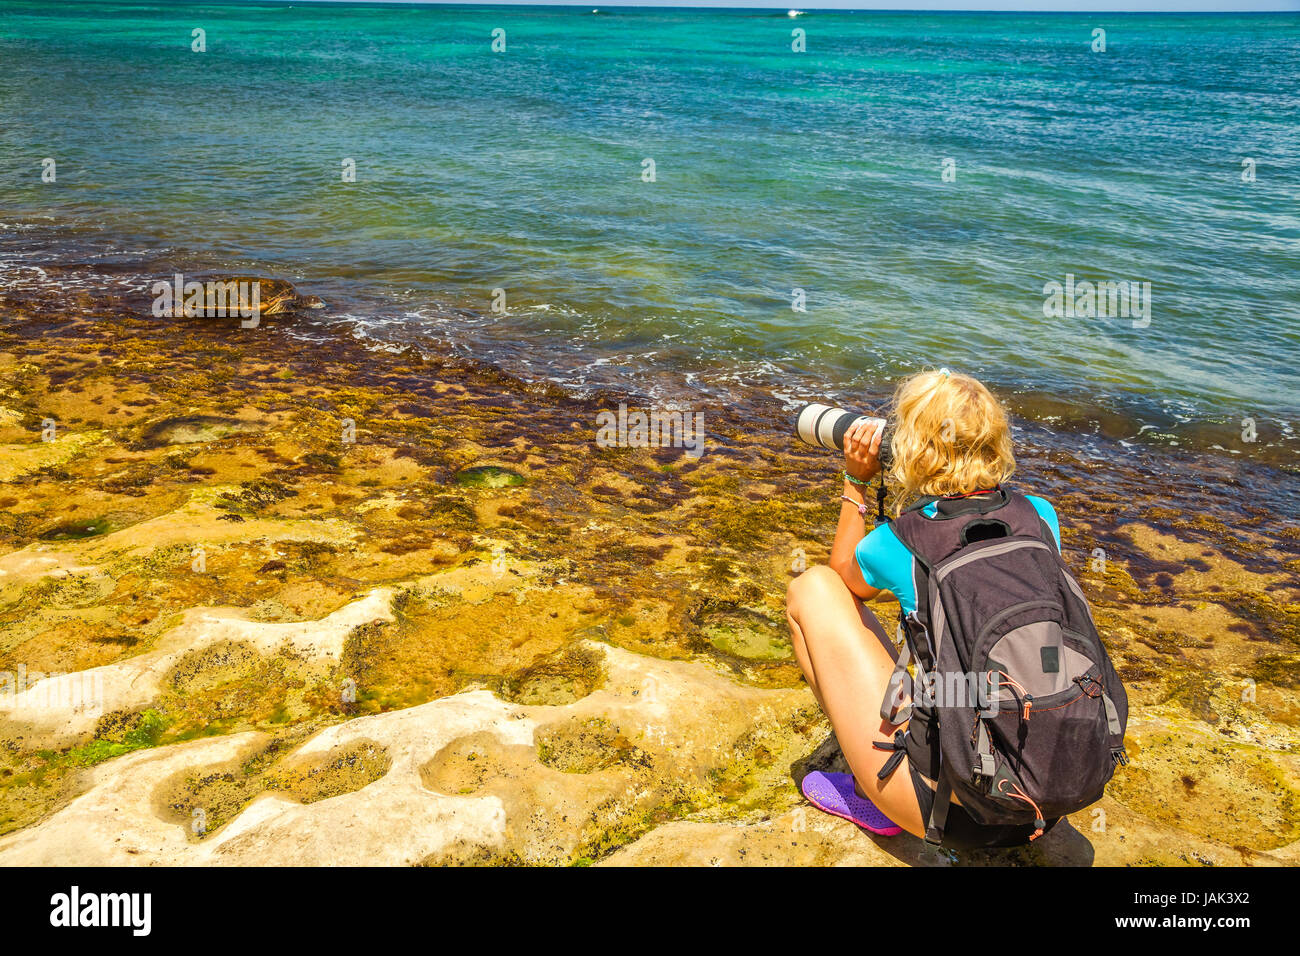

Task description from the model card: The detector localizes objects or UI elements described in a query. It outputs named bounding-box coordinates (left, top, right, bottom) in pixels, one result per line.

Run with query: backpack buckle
left=1111, top=747, right=1129, bottom=767
left=1074, top=674, right=1103, bottom=699
left=971, top=719, right=996, bottom=785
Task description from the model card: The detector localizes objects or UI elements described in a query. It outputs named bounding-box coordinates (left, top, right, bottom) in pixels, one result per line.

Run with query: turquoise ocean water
left=1, top=2, right=1297, bottom=456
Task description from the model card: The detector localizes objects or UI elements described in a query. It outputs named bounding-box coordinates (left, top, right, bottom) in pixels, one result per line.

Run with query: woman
left=786, top=369, right=1062, bottom=849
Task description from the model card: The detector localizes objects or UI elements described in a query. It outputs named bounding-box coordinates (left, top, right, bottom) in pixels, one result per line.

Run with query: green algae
left=39, top=516, right=110, bottom=541
left=0, top=708, right=172, bottom=836
left=699, top=606, right=792, bottom=661
left=63, top=708, right=168, bottom=767
left=689, top=597, right=791, bottom=664
left=454, top=465, right=526, bottom=489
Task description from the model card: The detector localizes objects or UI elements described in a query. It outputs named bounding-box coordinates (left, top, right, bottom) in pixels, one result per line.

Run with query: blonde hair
left=887, top=369, right=1015, bottom=507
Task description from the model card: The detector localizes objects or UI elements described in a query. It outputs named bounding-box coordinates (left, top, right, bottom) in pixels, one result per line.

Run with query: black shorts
left=910, top=768, right=1059, bottom=851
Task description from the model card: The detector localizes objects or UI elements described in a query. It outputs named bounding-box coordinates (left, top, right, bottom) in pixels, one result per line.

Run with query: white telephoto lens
left=795, top=403, right=833, bottom=447
left=796, top=405, right=885, bottom=451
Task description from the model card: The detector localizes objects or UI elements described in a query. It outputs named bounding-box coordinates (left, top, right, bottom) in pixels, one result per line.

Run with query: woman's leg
left=786, top=565, right=926, bottom=838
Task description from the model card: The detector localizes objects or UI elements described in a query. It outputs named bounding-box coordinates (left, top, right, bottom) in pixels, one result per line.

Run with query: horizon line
left=77, top=0, right=1300, bottom=12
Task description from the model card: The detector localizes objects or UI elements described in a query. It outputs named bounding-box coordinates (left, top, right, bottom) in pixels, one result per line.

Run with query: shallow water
left=1, top=2, right=1298, bottom=465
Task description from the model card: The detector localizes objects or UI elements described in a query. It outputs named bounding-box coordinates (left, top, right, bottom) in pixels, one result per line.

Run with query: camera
left=795, top=403, right=892, bottom=465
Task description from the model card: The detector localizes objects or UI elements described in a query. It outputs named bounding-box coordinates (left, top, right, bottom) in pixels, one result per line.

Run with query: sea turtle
left=157, top=275, right=325, bottom=319
left=207, top=276, right=325, bottom=316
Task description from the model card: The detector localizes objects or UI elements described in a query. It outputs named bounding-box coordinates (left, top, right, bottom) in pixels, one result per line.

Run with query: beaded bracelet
left=840, top=494, right=869, bottom=518
left=843, top=470, right=870, bottom=487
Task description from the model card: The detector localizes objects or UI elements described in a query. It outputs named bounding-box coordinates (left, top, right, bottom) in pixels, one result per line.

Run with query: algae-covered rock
left=139, top=415, right=262, bottom=448
left=502, top=643, right=606, bottom=706
left=1107, top=722, right=1300, bottom=852
left=0, top=643, right=814, bottom=865
left=1, top=274, right=1296, bottom=867
left=699, top=606, right=791, bottom=661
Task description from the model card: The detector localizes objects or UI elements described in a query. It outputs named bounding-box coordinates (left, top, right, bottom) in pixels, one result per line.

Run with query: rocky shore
left=0, top=277, right=1296, bottom=866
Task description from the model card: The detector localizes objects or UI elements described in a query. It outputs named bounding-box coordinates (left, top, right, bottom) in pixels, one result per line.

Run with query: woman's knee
left=786, top=564, right=846, bottom=615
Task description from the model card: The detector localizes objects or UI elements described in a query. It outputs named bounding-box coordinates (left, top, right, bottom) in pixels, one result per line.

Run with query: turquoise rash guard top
left=854, top=494, right=1062, bottom=616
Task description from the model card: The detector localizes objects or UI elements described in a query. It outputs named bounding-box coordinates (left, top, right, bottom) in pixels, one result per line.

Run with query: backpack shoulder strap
left=901, top=495, right=941, bottom=517
left=992, top=490, right=1061, bottom=552
left=891, top=488, right=1017, bottom=570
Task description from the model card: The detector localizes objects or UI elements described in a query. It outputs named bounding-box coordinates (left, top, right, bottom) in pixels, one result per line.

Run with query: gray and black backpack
left=874, top=488, right=1128, bottom=846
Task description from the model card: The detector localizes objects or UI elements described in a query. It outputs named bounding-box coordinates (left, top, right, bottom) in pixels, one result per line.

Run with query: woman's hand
left=843, top=418, right=884, bottom=483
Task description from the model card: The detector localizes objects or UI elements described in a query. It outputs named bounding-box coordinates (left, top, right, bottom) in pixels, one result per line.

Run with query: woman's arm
left=828, top=419, right=883, bottom=600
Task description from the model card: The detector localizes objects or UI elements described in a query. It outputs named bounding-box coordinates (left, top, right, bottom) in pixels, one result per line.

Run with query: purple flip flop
left=800, top=771, right=903, bottom=836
